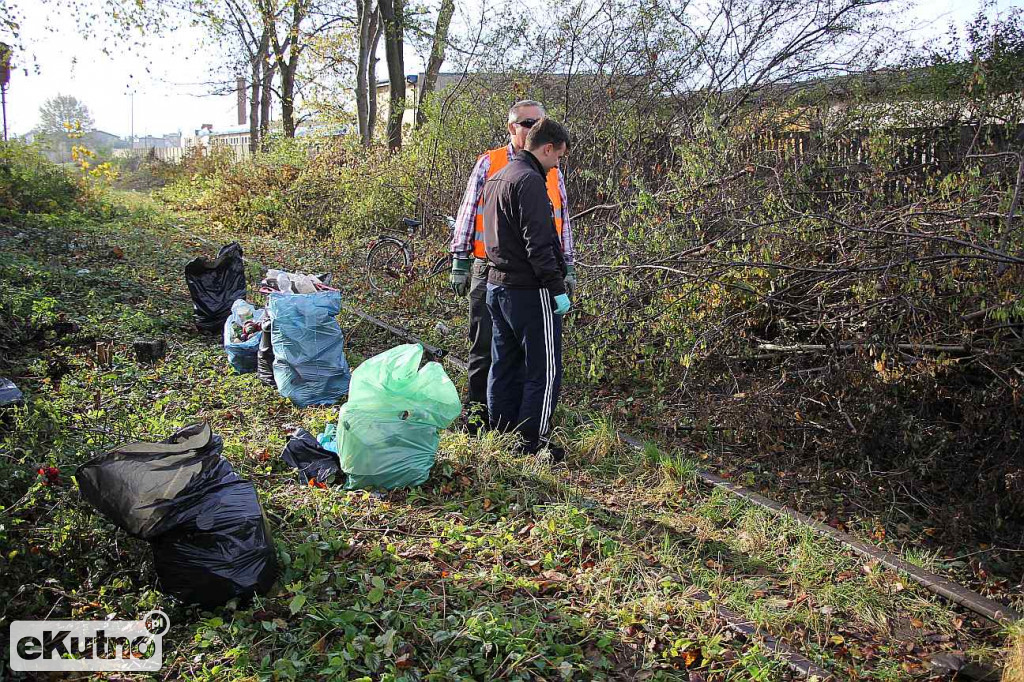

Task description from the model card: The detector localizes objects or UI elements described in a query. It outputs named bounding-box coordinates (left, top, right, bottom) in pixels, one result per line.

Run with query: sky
left=3, top=0, right=1015, bottom=139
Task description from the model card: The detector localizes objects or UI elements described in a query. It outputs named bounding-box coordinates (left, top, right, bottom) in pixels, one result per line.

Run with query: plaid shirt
left=450, top=143, right=574, bottom=264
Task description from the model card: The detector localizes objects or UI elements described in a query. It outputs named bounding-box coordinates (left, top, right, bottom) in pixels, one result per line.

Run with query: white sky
left=4, top=0, right=1012, bottom=138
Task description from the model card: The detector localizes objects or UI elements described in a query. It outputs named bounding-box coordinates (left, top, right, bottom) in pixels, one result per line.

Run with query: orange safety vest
left=473, top=147, right=563, bottom=259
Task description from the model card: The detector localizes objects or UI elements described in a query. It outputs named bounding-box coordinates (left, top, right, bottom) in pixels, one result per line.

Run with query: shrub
left=0, top=142, right=84, bottom=213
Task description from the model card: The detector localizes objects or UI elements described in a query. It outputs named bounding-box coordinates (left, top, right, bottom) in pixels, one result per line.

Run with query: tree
left=36, top=94, right=94, bottom=136
left=215, top=0, right=277, bottom=153
left=377, top=0, right=405, bottom=150
left=416, top=0, right=455, bottom=128
left=354, top=0, right=383, bottom=145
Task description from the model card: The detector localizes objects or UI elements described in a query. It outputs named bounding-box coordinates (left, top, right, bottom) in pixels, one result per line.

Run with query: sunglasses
left=514, top=118, right=539, bottom=128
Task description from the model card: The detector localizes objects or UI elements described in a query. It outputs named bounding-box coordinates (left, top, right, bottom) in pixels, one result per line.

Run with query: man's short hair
left=508, top=100, right=545, bottom=123
left=525, top=117, right=571, bottom=152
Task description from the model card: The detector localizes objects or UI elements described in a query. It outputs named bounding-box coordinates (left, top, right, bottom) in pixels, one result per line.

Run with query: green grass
left=0, top=193, right=1011, bottom=680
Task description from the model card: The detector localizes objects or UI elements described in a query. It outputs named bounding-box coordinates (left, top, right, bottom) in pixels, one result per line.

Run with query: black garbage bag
left=282, top=428, right=340, bottom=484
left=256, top=318, right=276, bottom=387
left=0, top=378, right=24, bottom=406
left=185, top=242, right=247, bottom=333
left=76, top=423, right=278, bottom=607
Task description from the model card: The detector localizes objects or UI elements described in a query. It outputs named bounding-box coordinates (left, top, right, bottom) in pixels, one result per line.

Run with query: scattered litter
left=223, top=299, right=265, bottom=373
left=0, top=378, right=24, bottom=406
left=184, top=242, right=246, bottom=333
left=76, top=423, right=278, bottom=607
left=281, top=428, right=341, bottom=484
left=332, top=343, right=461, bottom=490
left=268, top=290, right=350, bottom=407
left=76, top=268, right=91, bottom=275
left=132, top=338, right=167, bottom=363
left=261, top=269, right=334, bottom=294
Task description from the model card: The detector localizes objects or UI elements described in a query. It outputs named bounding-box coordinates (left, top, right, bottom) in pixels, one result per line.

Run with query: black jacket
left=481, top=150, right=567, bottom=295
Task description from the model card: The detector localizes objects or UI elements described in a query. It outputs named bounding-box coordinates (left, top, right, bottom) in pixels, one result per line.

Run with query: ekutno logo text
left=9, top=610, right=169, bottom=672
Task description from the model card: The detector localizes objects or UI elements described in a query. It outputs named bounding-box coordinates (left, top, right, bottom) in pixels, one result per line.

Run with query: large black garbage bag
left=185, top=242, right=247, bottom=333
left=281, top=428, right=340, bottom=484
left=76, top=423, right=278, bottom=607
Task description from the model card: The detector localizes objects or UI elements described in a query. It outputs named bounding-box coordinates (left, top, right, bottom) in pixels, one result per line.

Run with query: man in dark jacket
left=481, top=118, right=572, bottom=460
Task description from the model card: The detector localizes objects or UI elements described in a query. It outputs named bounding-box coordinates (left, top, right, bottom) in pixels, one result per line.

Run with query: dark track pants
left=486, top=284, right=563, bottom=452
left=466, top=259, right=492, bottom=428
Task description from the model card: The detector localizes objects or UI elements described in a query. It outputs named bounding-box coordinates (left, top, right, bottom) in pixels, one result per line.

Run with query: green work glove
left=450, top=258, right=472, bottom=296
left=564, top=264, right=577, bottom=299
left=553, top=293, right=571, bottom=315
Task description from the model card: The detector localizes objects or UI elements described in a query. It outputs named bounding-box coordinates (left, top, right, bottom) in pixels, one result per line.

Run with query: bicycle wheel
left=429, top=254, right=461, bottom=313
left=366, top=239, right=412, bottom=295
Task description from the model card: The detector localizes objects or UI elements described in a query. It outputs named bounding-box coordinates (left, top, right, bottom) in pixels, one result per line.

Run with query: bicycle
left=366, top=215, right=458, bottom=308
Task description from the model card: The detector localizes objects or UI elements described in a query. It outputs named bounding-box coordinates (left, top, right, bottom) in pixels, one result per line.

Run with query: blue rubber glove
left=553, top=293, right=571, bottom=315
left=450, top=258, right=472, bottom=296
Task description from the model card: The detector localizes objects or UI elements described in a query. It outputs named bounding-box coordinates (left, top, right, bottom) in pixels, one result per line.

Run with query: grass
left=0, top=192, right=1015, bottom=680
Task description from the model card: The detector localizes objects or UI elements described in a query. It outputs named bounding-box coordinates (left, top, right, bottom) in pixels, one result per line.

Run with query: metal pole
left=2, top=85, right=7, bottom=141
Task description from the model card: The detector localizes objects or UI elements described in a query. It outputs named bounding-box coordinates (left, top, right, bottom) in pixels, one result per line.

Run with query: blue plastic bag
left=268, top=291, right=350, bottom=407
left=223, top=299, right=265, bottom=373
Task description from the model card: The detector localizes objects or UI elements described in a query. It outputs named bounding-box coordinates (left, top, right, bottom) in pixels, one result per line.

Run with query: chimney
left=237, top=77, right=247, bottom=126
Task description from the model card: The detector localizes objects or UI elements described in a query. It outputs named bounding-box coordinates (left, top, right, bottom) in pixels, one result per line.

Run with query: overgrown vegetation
left=0, top=183, right=1017, bottom=679
left=151, top=7, right=1024, bottom=583
left=3, top=0, right=1024, bottom=679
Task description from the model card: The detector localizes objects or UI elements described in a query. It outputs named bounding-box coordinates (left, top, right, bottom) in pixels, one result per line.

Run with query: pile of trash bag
left=268, top=290, right=350, bottom=407
left=76, top=423, right=278, bottom=607
left=185, top=242, right=247, bottom=333
left=223, top=299, right=266, bottom=373
left=330, top=344, right=461, bottom=490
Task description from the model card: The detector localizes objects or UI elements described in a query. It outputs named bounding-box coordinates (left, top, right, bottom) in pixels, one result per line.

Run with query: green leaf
left=289, top=594, right=307, bottom=615
left=367, top=586, right=385, bottom=604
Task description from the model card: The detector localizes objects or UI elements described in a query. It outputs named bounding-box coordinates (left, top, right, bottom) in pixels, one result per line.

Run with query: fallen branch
left=755, top=342, right=971, bottom=355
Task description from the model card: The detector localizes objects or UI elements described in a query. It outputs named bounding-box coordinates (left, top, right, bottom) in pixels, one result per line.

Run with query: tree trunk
left=260, top=57, right=275, bottom=148
left=266, top=0, right=306, bottom=139
left=378, top=0, right=405, bottom=151
left=366, top=12, right=383, bottom=143
left=416, top=0, right=454, bottom=128
left=355, top=0, right=374, bottom=145
left=248, top=32, right=268, bottom=154
left=280, top=63, right=297, bottom=138
left=248, top=68, right=261, bottom=154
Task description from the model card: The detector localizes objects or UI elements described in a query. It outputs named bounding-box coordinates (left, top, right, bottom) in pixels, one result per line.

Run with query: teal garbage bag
left=223, top=299, right=265, bottom=374
left=268, top=291, right=350, bottom=407
left=338, top=343, right=461, bottom=490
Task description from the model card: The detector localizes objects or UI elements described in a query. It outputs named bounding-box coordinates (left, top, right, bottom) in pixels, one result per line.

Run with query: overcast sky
left=4, top=0, right=1012, bottom=139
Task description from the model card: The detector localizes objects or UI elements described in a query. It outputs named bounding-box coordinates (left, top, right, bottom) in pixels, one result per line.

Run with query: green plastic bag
left=338, top=344, right=462, bottom=490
